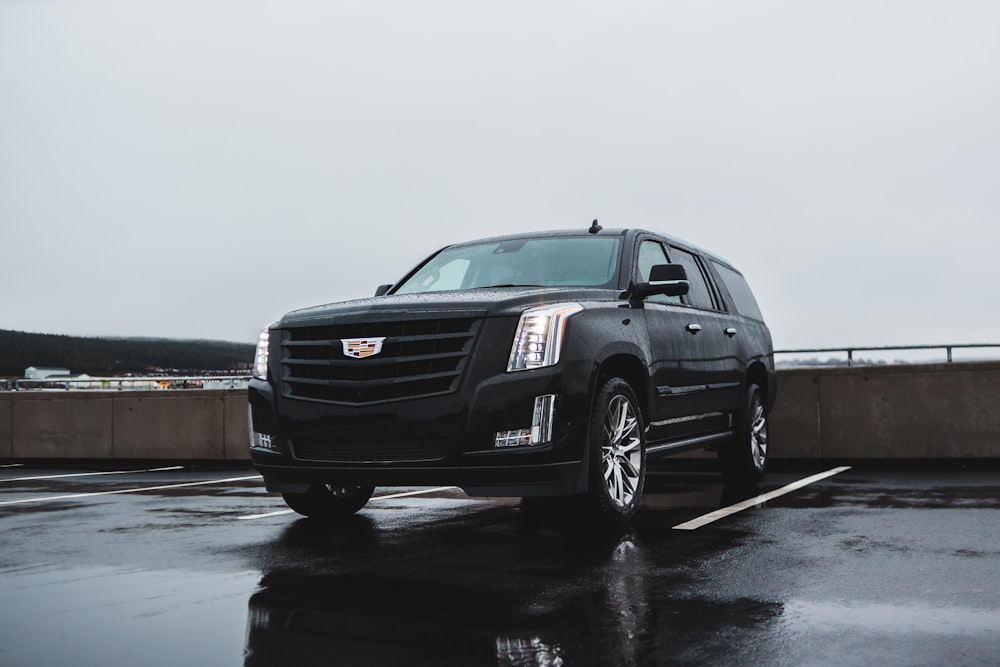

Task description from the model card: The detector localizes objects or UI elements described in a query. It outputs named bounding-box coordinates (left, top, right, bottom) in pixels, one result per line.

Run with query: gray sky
left=2, top=0, right=998, bottom=351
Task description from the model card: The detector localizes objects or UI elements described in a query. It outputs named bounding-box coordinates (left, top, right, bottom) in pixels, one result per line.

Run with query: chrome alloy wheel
left=602, top=394, right=643, bottom=508
left=749, top=394, right=768, bottom=470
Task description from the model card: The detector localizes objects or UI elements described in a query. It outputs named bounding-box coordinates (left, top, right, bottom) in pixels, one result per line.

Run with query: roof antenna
left=588, top=219, right=602, bottom=234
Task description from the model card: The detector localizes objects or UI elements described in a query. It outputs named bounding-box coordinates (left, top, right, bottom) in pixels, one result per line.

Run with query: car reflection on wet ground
left=1, top=462, right=998, bottom=666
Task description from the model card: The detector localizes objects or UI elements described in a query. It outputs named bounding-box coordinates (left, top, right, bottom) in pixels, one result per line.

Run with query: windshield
left=394, top=236, right=622, bottom=294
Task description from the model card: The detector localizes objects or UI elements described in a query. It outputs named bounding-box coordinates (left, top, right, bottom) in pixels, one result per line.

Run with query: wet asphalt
left=1, top=461, right=998, bottom=667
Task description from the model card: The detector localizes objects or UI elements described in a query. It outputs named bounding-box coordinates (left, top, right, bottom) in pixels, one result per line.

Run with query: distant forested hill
left=0, top=329, right=254, bottom=377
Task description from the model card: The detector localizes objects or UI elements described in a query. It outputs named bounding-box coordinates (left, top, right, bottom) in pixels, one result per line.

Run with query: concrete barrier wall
left=770, top=361, right=1000, bottom=458
left=2, top=362, right=999, bottom=460
left=1, top=396, right=11, bottom=459
left=1, top=389, right=250, bottom=461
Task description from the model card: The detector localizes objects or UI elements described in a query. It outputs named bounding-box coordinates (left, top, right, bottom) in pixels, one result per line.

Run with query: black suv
left=249, top=224, right=775, bottom=524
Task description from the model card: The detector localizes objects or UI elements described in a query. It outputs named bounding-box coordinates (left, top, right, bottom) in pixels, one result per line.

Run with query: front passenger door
left=636, top=240, right=711, bottom=440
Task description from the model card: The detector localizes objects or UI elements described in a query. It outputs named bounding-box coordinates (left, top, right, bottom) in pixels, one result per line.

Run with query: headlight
left=253, top=327, right=271, bottom=380
left=507, top=303, right=583, bottom=372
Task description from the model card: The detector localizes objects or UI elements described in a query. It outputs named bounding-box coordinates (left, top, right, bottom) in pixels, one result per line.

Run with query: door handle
left=686, top=323, right=702, bottom=334
left=725, top=327, right=738, bottom=337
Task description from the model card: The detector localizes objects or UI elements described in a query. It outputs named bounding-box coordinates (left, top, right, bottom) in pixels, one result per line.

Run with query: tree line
left=0, top=329, right=255, bottom=377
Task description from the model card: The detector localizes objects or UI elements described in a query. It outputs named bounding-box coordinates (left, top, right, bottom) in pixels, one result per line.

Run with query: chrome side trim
left=656, top=382, right=741, bottom=398
left=646, top=431, right=732, bottom=456
left=648, top=411, right=727, bottom=428
left=656, top=384, right=706, bottom=397
left=707, top=382, right=741, bottom=391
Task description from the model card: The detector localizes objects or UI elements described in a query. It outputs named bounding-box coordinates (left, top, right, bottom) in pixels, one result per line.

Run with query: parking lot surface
left=1, top=461, right=998, bottom=666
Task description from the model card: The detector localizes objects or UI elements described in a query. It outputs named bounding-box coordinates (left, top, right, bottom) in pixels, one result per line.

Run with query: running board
left=646, top=431, right=733, bottom=457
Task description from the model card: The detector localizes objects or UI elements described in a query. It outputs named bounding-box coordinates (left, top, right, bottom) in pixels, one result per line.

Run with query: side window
left=669, top=247, right=716, bottom=310
left=712, top=261, right=764, bottom=320
left=636, top=240, right=681, bottom=304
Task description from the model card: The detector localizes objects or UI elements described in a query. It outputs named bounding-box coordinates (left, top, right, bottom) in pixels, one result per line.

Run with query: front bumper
left=248, top=357, right=593, bottom=497
left=251, top=460, right=586, bottom=498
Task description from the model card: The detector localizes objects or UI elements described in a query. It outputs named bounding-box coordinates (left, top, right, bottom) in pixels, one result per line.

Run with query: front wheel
left=585, top=377, right=646, bottom=525
left=721, top=383, right=768, bottom=484
left=281, top=484, right=375, bottom=521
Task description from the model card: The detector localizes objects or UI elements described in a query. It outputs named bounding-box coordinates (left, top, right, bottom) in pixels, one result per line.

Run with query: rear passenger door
left=706, top=259, right=772, bottom=403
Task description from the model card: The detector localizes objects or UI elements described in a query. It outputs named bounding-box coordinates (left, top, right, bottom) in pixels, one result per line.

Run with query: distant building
left=25, top=366, right=71, bottom=380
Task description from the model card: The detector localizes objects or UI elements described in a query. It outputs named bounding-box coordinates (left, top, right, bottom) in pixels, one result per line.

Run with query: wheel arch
left=746, top=360, right=773, bottom=412
left=592, top=353, right=650, bottom=425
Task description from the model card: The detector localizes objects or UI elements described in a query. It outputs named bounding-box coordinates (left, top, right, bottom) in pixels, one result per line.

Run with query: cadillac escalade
left=248, top=223, right=776, bottom=524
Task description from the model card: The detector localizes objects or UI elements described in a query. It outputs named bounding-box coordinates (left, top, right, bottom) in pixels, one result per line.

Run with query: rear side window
left=713, top=261, right=764, bottom=321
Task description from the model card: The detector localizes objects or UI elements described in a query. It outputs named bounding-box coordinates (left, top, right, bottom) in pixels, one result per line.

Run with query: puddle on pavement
left=0, top=565, right=258, bottom=667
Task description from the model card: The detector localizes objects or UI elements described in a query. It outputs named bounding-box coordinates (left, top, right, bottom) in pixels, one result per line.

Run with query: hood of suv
left=279, top=286, right=616, bottom=327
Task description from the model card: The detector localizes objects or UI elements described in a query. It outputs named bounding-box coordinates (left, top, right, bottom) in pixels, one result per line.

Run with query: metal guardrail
left=8, top=375, right=252, bottom=391
left=774, top=344, right=1000, bottom=366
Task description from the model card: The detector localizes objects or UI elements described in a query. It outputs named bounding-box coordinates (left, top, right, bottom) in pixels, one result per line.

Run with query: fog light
left=251, top=431, right=275, bottom=451
left=248, top=406, right=278, bottom=452
left=494, top=395, right=556, bottom=448
left=494, top=429, right=533, bottom=448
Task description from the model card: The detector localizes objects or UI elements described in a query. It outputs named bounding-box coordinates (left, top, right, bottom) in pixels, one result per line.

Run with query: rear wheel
left=281, top=484, right=375, bottom=520
left=721, top=383, right=768, bottom=483
left=585, top=377, right=646, bottom=525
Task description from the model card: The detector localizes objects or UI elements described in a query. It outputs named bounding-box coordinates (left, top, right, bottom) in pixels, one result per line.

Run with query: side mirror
left=634, top=264, right=689, bottom=299
left=374, top=284, right=393, bottom=297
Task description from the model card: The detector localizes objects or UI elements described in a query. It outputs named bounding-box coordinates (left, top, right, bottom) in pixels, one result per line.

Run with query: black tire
left=584, top=377, right=646, bottom=525
left=721, top=383, right=769, bottom=484
left=281, top=484, right=376, bottom=520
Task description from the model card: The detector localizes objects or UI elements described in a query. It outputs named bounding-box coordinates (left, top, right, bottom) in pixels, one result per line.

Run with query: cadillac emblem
left=341, top=337, right=387, bottom=359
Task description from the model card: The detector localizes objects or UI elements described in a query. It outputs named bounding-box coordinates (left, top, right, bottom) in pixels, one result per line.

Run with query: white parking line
left=0, top=464, right=25, bottom=468
left=672, top=466, right=852, bottom=530
left=237, top=485, right=461, bottom=520
left=373, top=486, right=460, bottom=501
left=0, top=475, right=262, bottom=507
left=0, top=466, right=184, bottom=483
left=238, top=508, right=297, bottom=520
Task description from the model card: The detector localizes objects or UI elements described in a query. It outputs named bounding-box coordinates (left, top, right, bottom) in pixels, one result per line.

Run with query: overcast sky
left=2, top=0, right=998, bottom=353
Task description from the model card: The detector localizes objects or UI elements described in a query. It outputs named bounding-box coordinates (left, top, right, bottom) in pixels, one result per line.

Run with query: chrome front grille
left=280, top=317, right=481, bottom=405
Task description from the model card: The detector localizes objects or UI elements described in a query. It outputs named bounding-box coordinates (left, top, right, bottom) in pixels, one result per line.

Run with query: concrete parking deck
left=1, top=462, right=998, bottom=666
